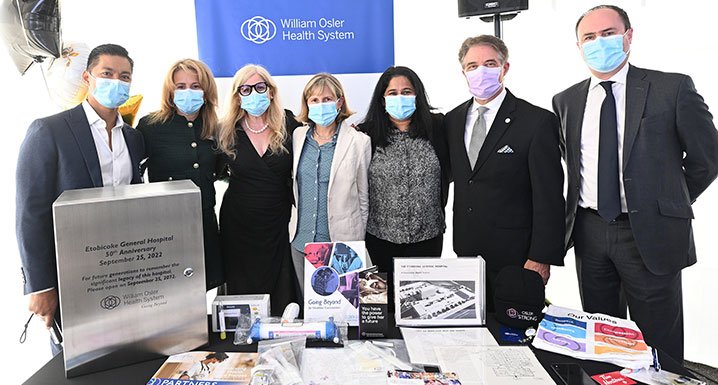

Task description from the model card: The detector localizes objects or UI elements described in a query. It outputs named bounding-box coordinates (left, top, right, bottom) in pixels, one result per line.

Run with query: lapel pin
left=505, top=117, right=511, bottom=124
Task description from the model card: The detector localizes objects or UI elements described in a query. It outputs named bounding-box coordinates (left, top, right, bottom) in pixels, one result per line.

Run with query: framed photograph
left=394, top=257, right=486, bottom=327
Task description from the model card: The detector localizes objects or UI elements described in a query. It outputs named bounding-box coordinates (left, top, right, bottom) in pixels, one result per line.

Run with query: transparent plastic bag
left=232, top=311, right=256, bottom=345
left=258, top=335, right=307, bottom=370
left=250, top=337, right=306, bottom=385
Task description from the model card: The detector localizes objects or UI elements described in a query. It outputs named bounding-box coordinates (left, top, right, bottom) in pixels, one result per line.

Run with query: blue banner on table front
left=194, top=0, right=395, bottom=77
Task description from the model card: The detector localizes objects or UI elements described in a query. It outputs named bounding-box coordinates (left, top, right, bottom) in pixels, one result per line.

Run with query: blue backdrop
left=194, top=0, right=395, bottom=77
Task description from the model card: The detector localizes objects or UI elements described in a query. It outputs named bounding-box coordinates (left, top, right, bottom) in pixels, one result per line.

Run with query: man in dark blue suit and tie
left=15, top=44, right=144, bottom=353
left=553, top=5, right=718, bottom=364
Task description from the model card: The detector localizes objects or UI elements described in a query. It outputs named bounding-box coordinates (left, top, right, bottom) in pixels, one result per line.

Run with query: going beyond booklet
left=146, top=351, right=258, bottom=385
left=303, top=241, right=367, bottom=326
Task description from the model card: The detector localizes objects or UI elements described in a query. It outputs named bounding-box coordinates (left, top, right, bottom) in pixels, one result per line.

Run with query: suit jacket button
left=468, top=180, right=473, bottom=185
left=193, top=163, right=199, bottom=169
left=468, top=207, right=473, bottom=213
left=168, top=177, right=173, bottom=181
left=191, top=142, right=197, bottom=148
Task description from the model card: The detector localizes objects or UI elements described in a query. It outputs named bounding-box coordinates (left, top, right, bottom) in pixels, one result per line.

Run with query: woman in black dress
left=137, top=58, right=223, bottom=290
left=217, top=64, right=300, bottom=314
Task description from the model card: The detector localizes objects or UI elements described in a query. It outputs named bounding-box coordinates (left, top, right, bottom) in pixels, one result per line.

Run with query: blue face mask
left=384, top=95, right=416, bottom=121
left=581, top=33, right=629, bottom=73
left=174, top=89, right=205, bottom=115
left=240, top=91, right=271, bottom=117
left=91, top=75, right=130, bottom=109
left=308, top=101, right=339, bottom=127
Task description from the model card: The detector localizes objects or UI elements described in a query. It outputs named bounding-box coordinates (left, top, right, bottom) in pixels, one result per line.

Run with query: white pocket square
left=497, top=145, right=514, bottom=154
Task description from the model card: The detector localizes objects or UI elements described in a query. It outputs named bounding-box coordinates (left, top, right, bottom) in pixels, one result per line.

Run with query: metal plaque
left=52, top=181, right=208, bottom=378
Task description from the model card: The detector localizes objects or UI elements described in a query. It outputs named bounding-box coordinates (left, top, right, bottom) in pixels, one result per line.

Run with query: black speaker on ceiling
left=458, top=0, right=529, bottom=18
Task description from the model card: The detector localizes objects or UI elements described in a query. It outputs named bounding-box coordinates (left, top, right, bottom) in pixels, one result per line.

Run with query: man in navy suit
left=16, top=44, right=144, bottom=351
left=444, top=35, right=565, bottom=309
left=553, top=5, right=718, bottom=363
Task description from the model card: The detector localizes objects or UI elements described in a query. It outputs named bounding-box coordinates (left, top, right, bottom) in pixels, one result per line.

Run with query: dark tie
left=598, top=81, right=621, bottom=221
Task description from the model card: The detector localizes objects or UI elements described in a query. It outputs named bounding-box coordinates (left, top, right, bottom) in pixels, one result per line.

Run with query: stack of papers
left=400, top=327, right=497, bottom=366
left=436, top=346, right=554, bottom=385
left=532, top=305, right=653, bottom=369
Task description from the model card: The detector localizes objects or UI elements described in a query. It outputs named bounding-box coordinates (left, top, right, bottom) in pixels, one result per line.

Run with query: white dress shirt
left=579, top=63, right=629, bottom=212
left=29, top=102, right=133, bottom=296
left=82, top=101, right=133, bottom=187
left=464, top=88, right=507, bottom=154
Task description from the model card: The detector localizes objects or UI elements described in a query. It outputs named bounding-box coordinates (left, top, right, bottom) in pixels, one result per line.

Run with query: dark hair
left=86, top=44, right=134, bottom=71
left=206, top=352, right=229, bottom=362
left=458, top=35, right=509, bottom=66
left=575, top=5, right=631, bottom=37
left=359, top=66, right=435, bottom=149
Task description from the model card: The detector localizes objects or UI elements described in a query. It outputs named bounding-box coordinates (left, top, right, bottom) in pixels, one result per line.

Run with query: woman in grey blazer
left=291, top=73, right=371, bottom=293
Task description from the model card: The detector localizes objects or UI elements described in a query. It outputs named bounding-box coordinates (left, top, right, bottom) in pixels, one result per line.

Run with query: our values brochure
left=303, top=241, right=367, bottom=326
left=146, top=351, right=258, bottom=385
left=532, top=305, right=653, bottom=369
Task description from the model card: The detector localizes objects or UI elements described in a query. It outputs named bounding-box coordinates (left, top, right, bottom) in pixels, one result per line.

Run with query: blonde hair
left=297, top=73, right=353, bottom=123
left=146, top=59, right=218, bottom=140
left=218, top=64, right=287, bottom=158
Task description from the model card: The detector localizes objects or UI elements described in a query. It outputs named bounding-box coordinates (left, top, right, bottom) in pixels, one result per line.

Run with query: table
left=23, top=315, right=690, bottom=385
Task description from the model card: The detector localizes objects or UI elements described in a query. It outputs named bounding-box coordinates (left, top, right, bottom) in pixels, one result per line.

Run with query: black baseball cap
left=493, top=265, right=546, bottom=330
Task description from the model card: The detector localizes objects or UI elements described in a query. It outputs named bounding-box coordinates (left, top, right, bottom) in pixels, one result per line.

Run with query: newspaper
left=531, top=305, right=653, bottom=369
left=400, top=327, right=497, bottom=366
left=146, top=351, right=258, bottom=384
left=436, top=346, right=554, bottom=385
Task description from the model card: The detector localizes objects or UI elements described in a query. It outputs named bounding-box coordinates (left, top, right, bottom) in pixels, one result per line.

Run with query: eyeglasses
left=238, top=82, right=268, bottom=96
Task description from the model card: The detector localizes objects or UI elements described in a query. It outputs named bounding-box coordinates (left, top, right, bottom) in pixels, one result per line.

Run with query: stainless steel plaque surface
left=52, top=180, right=208, bottom=377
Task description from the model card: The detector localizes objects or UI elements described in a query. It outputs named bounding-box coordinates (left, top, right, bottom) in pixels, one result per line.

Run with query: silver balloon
left=0, top=0, right=61, bottom=74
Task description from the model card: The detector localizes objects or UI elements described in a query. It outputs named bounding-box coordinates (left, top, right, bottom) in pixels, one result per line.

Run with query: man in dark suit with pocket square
left=444, top=35, right=565, bottom=308
left=15, top=44, right=144, bottom=353
left=553, top=5, right=718, bottom=364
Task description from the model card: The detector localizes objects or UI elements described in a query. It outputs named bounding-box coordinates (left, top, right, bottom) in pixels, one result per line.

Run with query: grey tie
left=468, top=106, right=488, bottom=169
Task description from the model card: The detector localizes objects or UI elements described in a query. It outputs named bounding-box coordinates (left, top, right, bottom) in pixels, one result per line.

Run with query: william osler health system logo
left=241, top=16, right=276, bottom=44
left=240, top=15, right=356, bottom=44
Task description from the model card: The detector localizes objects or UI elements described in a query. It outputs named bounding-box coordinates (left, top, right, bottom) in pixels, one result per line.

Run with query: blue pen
left=651, top=348, right=661, bottom=372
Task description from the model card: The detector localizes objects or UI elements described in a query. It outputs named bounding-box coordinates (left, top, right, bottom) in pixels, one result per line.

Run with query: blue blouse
left=291, top=125, right=339, bottom=252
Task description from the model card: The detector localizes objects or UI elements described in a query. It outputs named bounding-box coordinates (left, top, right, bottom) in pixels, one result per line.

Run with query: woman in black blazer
left=136, top=58, right=223, bottom=290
